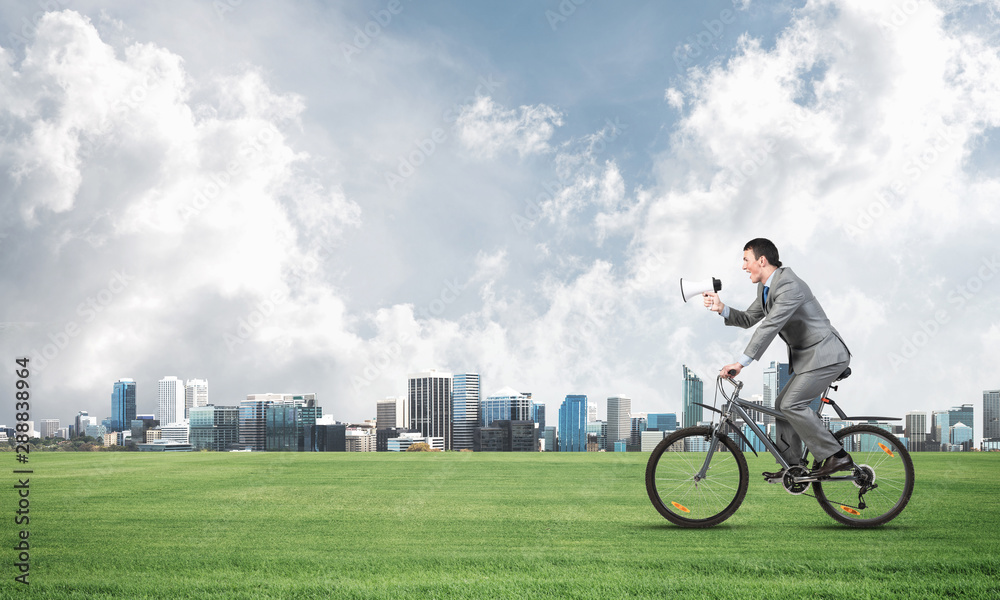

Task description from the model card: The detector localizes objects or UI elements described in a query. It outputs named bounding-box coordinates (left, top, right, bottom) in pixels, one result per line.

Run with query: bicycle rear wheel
left=813, top=424, right=914, bottom=527
left=645, top=426, right=749, bottom=527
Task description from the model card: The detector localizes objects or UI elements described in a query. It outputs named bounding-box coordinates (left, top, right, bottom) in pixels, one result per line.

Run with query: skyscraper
left=905, top=411, right=928, bottom=451
left=606, top=395, right=631, bottom=451
left=184, top=379, right=209, bottom=419
left=587, top=401, right=598, bottom=423
left=452, top=373, right=481, bottom=451
left=532, top=402, right=546, bottom=431
left=683, top=365, right=704, bottom=428
left=985, top=390, right=1000, bottom=441
left=75, top=411, right=95, bottom=439
left=40, top=419, right=60, bottom=438
left=408, top=370, right=453, bottom=449
left=111, top=378, right=136, bottom=432
left=157, top=376, right=185, bottom=425
left=481, top=387, right=532, bottom=426
left=558, top=395, right=588, bottom=452
left=932, top=410, right=949, bottom=448
left=376, top=397, right=408, bottom=430
left=763, top=361, right=790, bottom=426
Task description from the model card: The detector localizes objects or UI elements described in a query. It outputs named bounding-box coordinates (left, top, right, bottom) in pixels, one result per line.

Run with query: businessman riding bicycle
left=701, top=238, right=854, bottom=480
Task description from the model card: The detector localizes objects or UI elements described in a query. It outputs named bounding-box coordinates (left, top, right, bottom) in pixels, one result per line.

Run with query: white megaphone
left=680, top=277, right=722, bottom=303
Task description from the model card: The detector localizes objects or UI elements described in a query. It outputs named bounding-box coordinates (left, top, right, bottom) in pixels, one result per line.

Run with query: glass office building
left=558, top=395, right=588, bottom=452
left=111, top=379, right=137, bottom=433
left=683, top=365, right=704, bottom=428
left=189, top=405, right=239, bottom=451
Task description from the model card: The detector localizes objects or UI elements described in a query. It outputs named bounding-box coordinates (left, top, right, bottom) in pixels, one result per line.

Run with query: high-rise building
left=542, top=426, right=556, bottom=451
left=75, top=411, right=96, bottom=439
left=408, top=370, right=452, bottom=449
left=586, top=420, right=606, bottom=450
left=950, top=422, right=973, bottom=450
left=606, top=396, right=631, bottom=451
left=631, top=413, right=648, bottom=448
left=376, top=397, right=408, bottom=430
left=949, top=404, right=974, bottom=439
left=763, top=361, right=791, bottom=426
left=157, top=376, right=185, bottom=425
left=932, top=410, right=950, bottom=448
left=481, top=387, right=532, bottom=427
left=905, top=411, right=928, bottom=451
left=683, top=365, right=704, bottom=428
left=532, top=402, right=546, bottom=431
left=587, top=401, right=598, bottom=423
left=985, top=390, right=1000, bottom=442
left=189, top=405, right=239, bottom=451
left=452, top=373, right=481, bottom=451
left=558, top=395, right=588, bottom=452
left=184, top=379, right=209, bottom=419
left=266, top=400, right=322, bottom=451
left=239, top=393, right=317, bottom=451
left=40, top=419, right=60, bottom=439
left=647, top=413, right=677, bottom=432
left=111, top=379, right=136, bottom=433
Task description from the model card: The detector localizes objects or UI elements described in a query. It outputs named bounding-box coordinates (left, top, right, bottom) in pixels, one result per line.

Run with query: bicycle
left=645, top=368, right=914, bottom=528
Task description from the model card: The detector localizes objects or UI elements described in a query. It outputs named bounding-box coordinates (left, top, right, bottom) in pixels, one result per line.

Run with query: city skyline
left=16, top=363, right=999, bottom=449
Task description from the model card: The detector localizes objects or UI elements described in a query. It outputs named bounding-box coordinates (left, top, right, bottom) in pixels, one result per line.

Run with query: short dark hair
left=744, top=238, right=782, bottom=268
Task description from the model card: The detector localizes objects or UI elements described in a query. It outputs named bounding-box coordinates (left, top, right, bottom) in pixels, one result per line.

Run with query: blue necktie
left=762, top=286, right=769, bottom=311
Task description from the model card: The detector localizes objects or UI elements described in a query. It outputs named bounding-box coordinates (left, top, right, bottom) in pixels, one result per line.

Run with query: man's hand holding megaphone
left=702, top=291, right=724, bottom=314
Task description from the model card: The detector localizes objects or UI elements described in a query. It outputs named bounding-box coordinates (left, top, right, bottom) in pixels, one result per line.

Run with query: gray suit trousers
left=773, top=358, right=850, bottom=465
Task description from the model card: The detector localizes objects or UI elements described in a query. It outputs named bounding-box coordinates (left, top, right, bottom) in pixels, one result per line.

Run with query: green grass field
left=2, top=451, right=997, bottom=599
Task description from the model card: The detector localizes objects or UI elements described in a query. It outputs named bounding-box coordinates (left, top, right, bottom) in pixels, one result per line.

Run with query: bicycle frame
left=691, top=376, right=882, bottom=483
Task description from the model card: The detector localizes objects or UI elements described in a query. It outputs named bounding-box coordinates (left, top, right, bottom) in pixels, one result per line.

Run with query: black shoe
left=811, top=453, right=854, bottom=478
left=762, top=468, right=785, bottom=482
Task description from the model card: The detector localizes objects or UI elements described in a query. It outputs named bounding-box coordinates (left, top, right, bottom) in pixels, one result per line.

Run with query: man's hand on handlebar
left=703, top=291, right=724, bottom=314
left=719, top=363, right=742, bottom=379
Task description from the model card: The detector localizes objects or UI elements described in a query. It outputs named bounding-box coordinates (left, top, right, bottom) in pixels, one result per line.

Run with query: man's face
left=742, top=249, right=766, bottom=284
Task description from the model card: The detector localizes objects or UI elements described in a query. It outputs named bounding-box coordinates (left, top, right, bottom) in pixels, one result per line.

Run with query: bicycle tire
left=813, top=424, right=914, bottom=527
left=646, top=426, right=749, bottom=527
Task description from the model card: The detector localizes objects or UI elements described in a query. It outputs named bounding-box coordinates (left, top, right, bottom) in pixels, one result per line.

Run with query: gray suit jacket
left=724, top=267, right=850, bottom=374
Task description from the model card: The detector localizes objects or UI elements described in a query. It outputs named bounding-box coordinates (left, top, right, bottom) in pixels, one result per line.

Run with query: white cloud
left=455, top=96, right=563, bottom=159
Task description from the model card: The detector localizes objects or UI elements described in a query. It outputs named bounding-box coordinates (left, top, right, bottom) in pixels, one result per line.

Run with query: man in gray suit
left=702, top=238, right=853, bottom=479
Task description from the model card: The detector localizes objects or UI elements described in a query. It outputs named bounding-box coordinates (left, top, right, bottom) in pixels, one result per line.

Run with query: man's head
left=742, top=238, right=781, bottom=284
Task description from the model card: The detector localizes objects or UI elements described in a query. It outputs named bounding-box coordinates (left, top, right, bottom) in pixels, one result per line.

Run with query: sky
left=1, top=0, right=998, bottom=444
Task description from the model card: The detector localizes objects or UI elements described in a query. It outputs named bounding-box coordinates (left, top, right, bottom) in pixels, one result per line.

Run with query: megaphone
left=680, top=277, right=722, bottom=303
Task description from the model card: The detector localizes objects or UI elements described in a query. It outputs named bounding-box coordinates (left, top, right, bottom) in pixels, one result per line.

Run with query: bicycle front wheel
left=813, top=424, right=914, bottom=527
left=645, top=426, right=749, bottom=527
